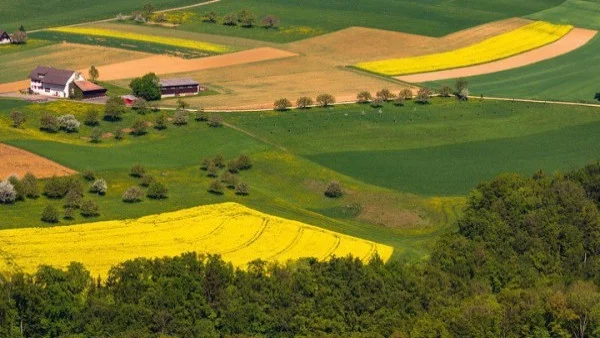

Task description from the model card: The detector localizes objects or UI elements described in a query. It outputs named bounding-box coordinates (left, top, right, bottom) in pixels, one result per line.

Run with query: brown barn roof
left=159, top=78, right=199, bottom=87
left=74, top=80, right=106, bottom=92
left=29, top=66, right=75, bottom=86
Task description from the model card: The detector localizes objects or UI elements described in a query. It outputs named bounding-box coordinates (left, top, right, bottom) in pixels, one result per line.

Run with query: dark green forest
left=1, top=164, right=600, bottom=337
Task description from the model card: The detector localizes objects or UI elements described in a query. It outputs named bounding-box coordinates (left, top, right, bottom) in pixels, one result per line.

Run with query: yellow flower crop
left=354, top=21, right=573, bottom=76
left=47, top=26, right=231, bottom=54
left=0, top=203, right=393, bottom=277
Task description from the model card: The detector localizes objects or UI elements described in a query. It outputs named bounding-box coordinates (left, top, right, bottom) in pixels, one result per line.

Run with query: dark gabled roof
left=0, top=31, right=9, bottom=39
left=159, top=78, right=199, bottom=87
left=74, top=80, right=106, bottom=92
left=29, top=66, right=75, bottom=86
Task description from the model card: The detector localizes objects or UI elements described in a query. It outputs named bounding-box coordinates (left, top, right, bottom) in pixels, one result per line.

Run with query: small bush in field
left=41, top=205, right=59, bottom=223
left=208, top=180, right=224, bottom=195
left=82, top=169, right=95, bottom=181
left=80, top=200, right=100, bottom=217
left=130, top=164, right=146, bottom=178
left=140, top=175, right=156, bottom=187
left=324, top=181, right=343, bottom=198
left=147, top=181, right=168, bottom=199
left=122, top=186, right=143, bottom=203
left=89, top=179, right=108, bottom=195
left=235, top=182, right=250, bottom=196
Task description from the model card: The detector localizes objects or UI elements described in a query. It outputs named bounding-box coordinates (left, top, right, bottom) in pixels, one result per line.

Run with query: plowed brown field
left=0, top=143, right=76, bottom=179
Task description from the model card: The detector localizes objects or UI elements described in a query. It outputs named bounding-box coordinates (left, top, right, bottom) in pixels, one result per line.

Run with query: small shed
left=73, top=81, right=107, bottom=99
left=121, top=95, right=139, bottom=106
left=159, top=78, right=200, bottom=98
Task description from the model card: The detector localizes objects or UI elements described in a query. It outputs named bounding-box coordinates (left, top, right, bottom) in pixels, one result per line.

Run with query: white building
left=0, top=31, right=10, bottom=44
left=29, top=66, right=85, bottom=98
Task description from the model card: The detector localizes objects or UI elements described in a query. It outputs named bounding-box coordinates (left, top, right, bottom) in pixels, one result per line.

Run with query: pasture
left=425, top=35, right=600, bottom=103
left=171, top=0, right=563, bottom=41
left=0, top=0, right=207, bottom=31
left=0, top=202, right=393, bottom=277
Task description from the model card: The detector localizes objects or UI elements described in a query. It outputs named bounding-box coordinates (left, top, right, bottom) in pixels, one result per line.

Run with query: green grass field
left=528, top=0, right=600, bottom=30
left=424, top=35, right=600, bottom=103
left=171, top=0, right=562, bottom=42
left=0, top=0, right=207, bottom=31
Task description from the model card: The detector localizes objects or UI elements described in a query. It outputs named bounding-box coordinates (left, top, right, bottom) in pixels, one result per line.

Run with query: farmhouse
left=29, top=66, right=106, bottom=99
left=159, top=78, right=200, bottom=98
left=0, top=31, right=10, bottom=44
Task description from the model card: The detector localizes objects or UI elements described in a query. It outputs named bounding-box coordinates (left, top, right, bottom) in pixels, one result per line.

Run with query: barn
left=159, top=78, right=200, bottom=98
left=0, top=31, right=11, bottom=44
left=72, top=80, right=107, bottom=99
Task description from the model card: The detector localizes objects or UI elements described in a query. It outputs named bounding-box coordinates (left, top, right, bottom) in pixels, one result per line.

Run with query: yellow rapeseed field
left=0, top=203, right=393, bottom=277
left=354, top=21, right=573, bottom=76
left=47, top=27, right=231, bottom=54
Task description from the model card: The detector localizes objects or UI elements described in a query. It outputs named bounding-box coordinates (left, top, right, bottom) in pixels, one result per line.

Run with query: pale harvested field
left=93, top=47, right=298, bottom=81
left=0, top=43, right=150, bottom=85
left=285, top=18, right=531, bottom=65
left=132, top=55, right=415, bottom=110
left=396, top=27, right=598, bottom=82
left=0, top=143, right=76, bottom=179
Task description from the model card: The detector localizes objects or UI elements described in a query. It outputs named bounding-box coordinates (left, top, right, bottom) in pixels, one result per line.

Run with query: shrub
left=221, top=172, right=238, bottom=189
left=176, top=98, right=189, bottom=110
left=40, top=113, right=59, bottom=133
left=208, top=114, right=223, bottom=128
left=296, top=96, right=313, bottom=109
left=140, top=175, right=156, bottom=188
left=394, top=96, right=405, bottom=106
left=64, top=189, right=83, bottom=209
left=399, top=88, right=413, bottom=100
left=7, top=176, right=24, bottom=201
left=0, top=180, right=16, bottom=204
left=147, top=181, right=168, bottom=199
left=455, top=78, right=469, bottom=94
left=130, top=164, right=146, bottom=178
left=41, top=205, right=59, bottom=223
left=173, top=110, right=189, bottom=126
left=129, top=73, right=161, bottom=101
left=122, top=186, right=143, bottom=203
left=44, top=176, right=83, bottom=199
left=238, top=10, right=256, bottom=27
left=207, top=163, right=219, bottom=178
left=237, top=154, right=252, bottom=170
left=195, top=110, right=209, bottom=121
left=58, top=114, right=81, bottom=133
left=356, top=91, right=372, bottom=103
left=208, top=180, right=224, bottom=194
left=415, top=88, right=432, bottom=104
left=223, top=13, right=238, bottom=26
left=274, top=98, right=292, bottom=111
left=10, top=111, right=26, bottom=128
left=90, top=128, right=102, bottom=143
left=84, top=108, right=100, bottom=126
left=80, top=200, right=100, bottom=217
left=324, top=181, right=343, bottom=198
left=316, top=93, right=335, bottom=107
left=213, top=154, right=225, bottom=168
left=89, top=179, right=108, bottom=195
left=235, top=182, right=250, bottom=196
left=376, top=89, right=395, bottom=101
left=227, top=159, right=240, bottom=174
left=261, top=15, right=279, bottom=29
left=155, top=112, right=168, bottom=130
left=64, top=207, right=75, bottom=220
left=104, top=96, right=126, bottom=121
left=200, top=158, right=212, bottom=171
left=457, top=88, right=470, bottom=101
left=595, top=92, right=600, bottom=101
left=131, top=119, right=147, bottom=136
left=88, top=65, right=99, bottom=82
left=439, top=86, right=452, bottom=97
left=371, top=98, right=384, bottom=108
left=82, top=170, right=95, bottom=181
left=205, top=11, right=217, bottom=23
left=22, top=172, right=39, bottom=198
left=114, top=128, right=125, bottom=140
left=132, top=98, right=149, bottom=114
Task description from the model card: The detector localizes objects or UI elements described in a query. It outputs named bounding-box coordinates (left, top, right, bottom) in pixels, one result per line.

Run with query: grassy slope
left=0, top=0, right=207, bottom=31
left=0, top=99, right=450, bottom=261
left=424, top=35, right=600, bottom=103
left=222, top=99, right=600, bottom=196
left=173, top=0, right=562, bottom=42
left=527, top=0, right=600, bottom=30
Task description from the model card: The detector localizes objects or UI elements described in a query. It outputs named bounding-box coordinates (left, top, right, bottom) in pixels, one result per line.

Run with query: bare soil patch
left=92, top=47, right=298, bottom=81
left=0, top=143, right=76, bottom=179
left=396, top=28, right=598, bottom=82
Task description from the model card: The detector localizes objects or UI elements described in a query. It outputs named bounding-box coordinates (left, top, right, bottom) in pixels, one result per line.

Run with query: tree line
left=1, top=163, right=600, bottom=337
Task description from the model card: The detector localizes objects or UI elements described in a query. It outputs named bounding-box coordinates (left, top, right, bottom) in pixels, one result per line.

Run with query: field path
left=29, top=0, right=221, bottom=33
left=91, top=47, right=298, bottom=81
left=396, top=28, right=597, bottom=83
